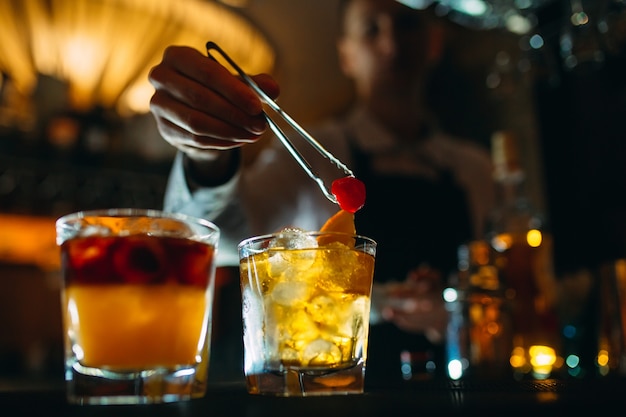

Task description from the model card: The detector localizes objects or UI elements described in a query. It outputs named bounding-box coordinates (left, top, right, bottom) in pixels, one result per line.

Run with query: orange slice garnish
left=318, top=210, right=356, bottom=246
left=320, top=209, right=356, bottom=234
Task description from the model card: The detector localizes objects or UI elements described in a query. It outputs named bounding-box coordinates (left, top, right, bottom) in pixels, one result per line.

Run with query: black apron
left=350, top=139, right=473, bottom=385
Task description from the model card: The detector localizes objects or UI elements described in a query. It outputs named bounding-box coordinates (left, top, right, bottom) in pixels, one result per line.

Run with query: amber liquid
left=239, top=245, right=374, bottom=395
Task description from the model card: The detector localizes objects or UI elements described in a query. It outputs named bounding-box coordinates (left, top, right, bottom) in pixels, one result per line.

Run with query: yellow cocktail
left=239, top=222, right=376, bottom=396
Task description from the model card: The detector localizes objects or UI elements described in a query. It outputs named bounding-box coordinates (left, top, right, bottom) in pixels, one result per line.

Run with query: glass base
left=245, top=362, right=365, bottom=396
left=65, top=361, right=207, bottom=405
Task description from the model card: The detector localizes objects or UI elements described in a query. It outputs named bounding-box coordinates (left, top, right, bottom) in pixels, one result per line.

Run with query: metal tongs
left=206, top=41, right=354, bottom=204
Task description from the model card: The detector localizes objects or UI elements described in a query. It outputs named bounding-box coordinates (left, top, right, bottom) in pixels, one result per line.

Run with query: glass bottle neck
left=495, top=170, right=529, bottom=207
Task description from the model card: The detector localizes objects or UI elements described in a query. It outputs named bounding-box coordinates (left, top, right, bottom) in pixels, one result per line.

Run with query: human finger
left=149, top=46, right=279, bottom=136
left=150, top=87, right=266, bottom=144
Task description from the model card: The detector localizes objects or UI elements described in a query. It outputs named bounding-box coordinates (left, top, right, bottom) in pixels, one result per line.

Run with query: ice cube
left=316, top=248, right=361, bottom=292
left=303, top=338, right=342, bottom=366
left=271, top=281, right=310, bottom=305
left=278, top=308, right=319, bottom=353
left=269, top=227, right=318, bottom=250
left=279, top=347, right=300, bottom=364
left=306, top=294, right=336, bottom=326
left=266, top=228, right=318, bottom=277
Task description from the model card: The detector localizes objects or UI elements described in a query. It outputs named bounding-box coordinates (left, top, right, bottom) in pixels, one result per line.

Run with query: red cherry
left=63, top=236, right=115, bottom=284
left=331, top=176, right=366, bottom=213
left=112, top=236, right=166, bottom=284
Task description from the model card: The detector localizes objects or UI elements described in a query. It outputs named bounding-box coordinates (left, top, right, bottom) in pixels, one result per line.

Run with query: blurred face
left=337, top=0, right=443, bottom=102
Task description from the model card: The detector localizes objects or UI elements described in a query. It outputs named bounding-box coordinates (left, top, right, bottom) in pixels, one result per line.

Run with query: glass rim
left=55, top=208, right=220, bottom=245
left=57, top=208, right=216, bottom=227
left=237, top=230, right=377, bottom=250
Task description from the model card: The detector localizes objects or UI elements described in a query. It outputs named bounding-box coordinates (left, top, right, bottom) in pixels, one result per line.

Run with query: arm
left=148, top=45, right=280, bottom=265
left=149, top=46, right=345, bottom=265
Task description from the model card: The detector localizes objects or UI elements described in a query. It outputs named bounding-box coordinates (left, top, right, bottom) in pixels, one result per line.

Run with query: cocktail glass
left=238, top=229, right=376, bottom=396
left=56, top=208, right=220, bottom=405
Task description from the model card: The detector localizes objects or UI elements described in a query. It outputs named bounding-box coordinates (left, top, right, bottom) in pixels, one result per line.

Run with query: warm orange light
left=529, top=345, right=556, bottom=377
left=597, top=349, right=611, bottom=376
left=597, top=349, right=609, bottom=367
left=0, top=0, right=275, bottom=116
left=491, top=233, right=513, bottom=252
left=526, top=229, right=542, bottom=247
left=486, top=321, right=500, bottom=335
left=509, top=346, right=526, bottom=368
left=530, top=345, right=556, bottom=366
left=0, top=214, right=59, bottom=270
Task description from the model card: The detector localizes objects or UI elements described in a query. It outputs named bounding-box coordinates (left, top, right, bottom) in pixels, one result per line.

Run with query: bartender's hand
left=148, top=45, right=280, bottom=181
left=371, top=265, right=448, bottom=344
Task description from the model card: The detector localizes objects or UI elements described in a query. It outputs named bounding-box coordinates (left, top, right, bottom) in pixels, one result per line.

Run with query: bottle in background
left=487, top=131, right=561, bottom=380
left=445, top=240, right=512, bottom=380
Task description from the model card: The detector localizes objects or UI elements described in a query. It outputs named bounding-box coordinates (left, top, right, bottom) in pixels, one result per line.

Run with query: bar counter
left=2, top=375, right=625, bottom=416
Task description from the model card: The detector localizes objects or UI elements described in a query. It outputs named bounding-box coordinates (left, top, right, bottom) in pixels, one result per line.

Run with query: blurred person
left=148, top=0, right=494, bottom=384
